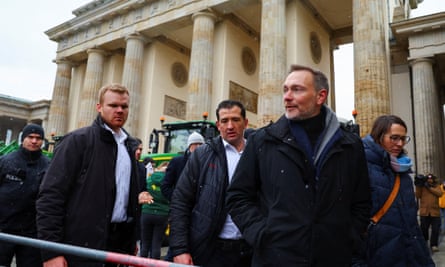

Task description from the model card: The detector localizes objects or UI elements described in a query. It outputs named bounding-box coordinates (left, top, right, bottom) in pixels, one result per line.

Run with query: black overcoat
left=227, top=113, right=371, bottom=267
left=37, top=116, right=140, bottom=264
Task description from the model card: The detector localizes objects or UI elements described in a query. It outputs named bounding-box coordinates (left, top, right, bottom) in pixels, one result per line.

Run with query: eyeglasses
left=386, top=135, right=411, bottom=144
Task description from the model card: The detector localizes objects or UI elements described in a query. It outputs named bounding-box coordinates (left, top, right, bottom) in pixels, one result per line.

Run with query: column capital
left=192, top=11, right=217, bottom=23
left=125, top=32, right=150, bottom=44
left=409, top=57, right=435, bottom=66
left=53, top=58, right=73, bottom=65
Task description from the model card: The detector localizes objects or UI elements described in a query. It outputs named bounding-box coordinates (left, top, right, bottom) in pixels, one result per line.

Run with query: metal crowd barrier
left=0, top=232, right=198, bottom=267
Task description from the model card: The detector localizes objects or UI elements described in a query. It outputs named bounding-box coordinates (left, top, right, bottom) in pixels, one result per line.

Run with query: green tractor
left=143, top=114, right=219, bottom=166
left=0, top=141, right=19, bottom=156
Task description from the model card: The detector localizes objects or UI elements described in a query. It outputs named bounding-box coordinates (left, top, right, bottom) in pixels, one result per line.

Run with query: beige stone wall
left=287, top=1, right=331, bottom=71
left=136, top=41, right=190, bottom=143
left=286, top=1, right=332, bottom=105
left=212, top=20, right=260, bottom=126
left=103, top=53, right=124, bottom=85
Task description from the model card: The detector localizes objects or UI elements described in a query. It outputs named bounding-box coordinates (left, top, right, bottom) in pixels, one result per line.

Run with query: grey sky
left=0, top=0, right=443, bottom=120
left=0, top=1, right=90, bottom=100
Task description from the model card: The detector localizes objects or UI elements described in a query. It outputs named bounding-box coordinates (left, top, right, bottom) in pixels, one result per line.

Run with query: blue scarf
left=390, top=154, right=412, bottom=173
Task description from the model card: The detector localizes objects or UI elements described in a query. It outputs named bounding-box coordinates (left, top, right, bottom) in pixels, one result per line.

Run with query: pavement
left=432, top=234, right=445, bottom=266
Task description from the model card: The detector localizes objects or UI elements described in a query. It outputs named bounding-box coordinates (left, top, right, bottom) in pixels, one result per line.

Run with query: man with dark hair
left=0, top=124, right=50, bottom=267
left=226, top=65, right=371, bottom=266
left=169, top=100, right=252, bottom=266
left=37, top=84, right=140, bottom=267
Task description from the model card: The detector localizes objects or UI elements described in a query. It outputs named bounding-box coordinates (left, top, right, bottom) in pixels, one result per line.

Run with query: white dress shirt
left=218, top=138, right=245, bottom=240
left=104, top=125, right=132, bottom=223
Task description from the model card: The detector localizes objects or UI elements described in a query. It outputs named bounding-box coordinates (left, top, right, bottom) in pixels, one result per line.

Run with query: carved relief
left=95, top=25, right=101, bottom=35
left=167, top=0, right=176, bottom=8
left=171, top=62, right=188, bottom=87
left=72, top=34, right=78, bottom=44
left=150, top=2, right=159, bottom=15
left=62, top=39, right=68, bottom=49
left=229, top=81, right=258, bottom=114
left=121, top=14, right=128, bottom=25
left=241, top=47, right=257, bottom=75
left=135, top=9, right=143, bottom=20
left=164, top=95, right=186, bottom=120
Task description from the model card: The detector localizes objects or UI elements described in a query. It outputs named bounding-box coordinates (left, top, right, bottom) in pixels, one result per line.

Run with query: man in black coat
left=0, top=124, right=50, bottom=267
left=169, top=100, right=252, bottom=267
left=37, top=84, right=140, bottom=267
left=226, top=65, right=371, bottom=267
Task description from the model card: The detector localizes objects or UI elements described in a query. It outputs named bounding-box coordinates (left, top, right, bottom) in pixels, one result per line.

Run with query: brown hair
left=288, top=64, right=329, bottom=93
left=370, top=115, right=408, bottom=145
left=98, top=83, right=129, bottom=104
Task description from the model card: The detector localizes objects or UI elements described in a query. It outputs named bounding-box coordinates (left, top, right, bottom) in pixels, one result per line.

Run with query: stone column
left=122, top=33, right=147, bottom=135
left=257, top=0, right=287, bottom=127
left=353, top=0, right=390, bottom=135
left=77, top=48, right=106, bottom=128
left=410, top=58, right=444, bottom=177
left=186, top=12, right=216, bottom=120
left=47, top=59, right=72, bottom=137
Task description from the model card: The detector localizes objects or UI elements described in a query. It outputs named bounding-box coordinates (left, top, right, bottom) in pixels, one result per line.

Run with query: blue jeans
left=140, top=213, right=168, bottom=259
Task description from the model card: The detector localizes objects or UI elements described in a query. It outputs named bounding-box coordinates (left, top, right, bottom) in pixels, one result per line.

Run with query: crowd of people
left=0, top=65, right=443, bottom=267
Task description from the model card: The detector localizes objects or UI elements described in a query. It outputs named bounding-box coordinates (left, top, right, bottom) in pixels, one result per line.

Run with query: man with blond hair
left=37, top=84, right=140, bottom=267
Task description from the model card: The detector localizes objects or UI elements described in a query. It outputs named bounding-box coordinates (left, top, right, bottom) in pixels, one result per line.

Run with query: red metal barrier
left=0, top=232, right=198, bottom=267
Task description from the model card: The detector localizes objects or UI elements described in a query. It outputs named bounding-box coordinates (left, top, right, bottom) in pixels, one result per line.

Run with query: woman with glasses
left=362, top=115, right=434, bottom=267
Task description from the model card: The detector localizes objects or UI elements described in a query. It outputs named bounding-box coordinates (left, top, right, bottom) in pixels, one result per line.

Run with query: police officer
left=0, top=124, right=50, bottom=267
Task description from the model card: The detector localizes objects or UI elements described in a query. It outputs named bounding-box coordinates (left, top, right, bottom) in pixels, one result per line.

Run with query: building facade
left=44, top=0, right=445, bottom=178
left=0, top=94, right=50, bottom=144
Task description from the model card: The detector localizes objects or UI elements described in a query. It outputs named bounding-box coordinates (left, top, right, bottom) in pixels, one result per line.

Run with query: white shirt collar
left=104, top=124, right=127, bottom=143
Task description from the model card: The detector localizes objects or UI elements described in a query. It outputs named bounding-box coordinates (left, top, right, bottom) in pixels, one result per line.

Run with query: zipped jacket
left=36, top=115, right=140, bottom=263
left=0, top=147, right=49, bottom=234
left=363, top=135, right=434, bottom=267
left=169, top=137, right=229, bottom=265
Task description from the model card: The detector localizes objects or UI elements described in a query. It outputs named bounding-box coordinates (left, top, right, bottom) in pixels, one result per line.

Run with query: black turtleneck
left=293, top=111, right=325, bottom=148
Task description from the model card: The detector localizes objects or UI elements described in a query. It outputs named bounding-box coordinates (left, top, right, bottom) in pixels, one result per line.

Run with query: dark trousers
left=420, top=215, right=441, bottom=247
left=139, top=213, right=168, bottom=259
left=105, top=222, right=137, bottom=267
left=51, top=222, right=136, bottom=267
left=0, top=240, right=42, bottom=267
left=204, top=238, right=252, bottom=267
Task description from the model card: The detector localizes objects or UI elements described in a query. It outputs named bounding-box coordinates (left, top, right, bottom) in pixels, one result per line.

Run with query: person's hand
left=174, top=253, right=194, bottom=265
left=44, top=256, right=67, bottom=267
left=134, top=241, right=139, bottom=255
left=138, top=191, right=154, bottom=204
